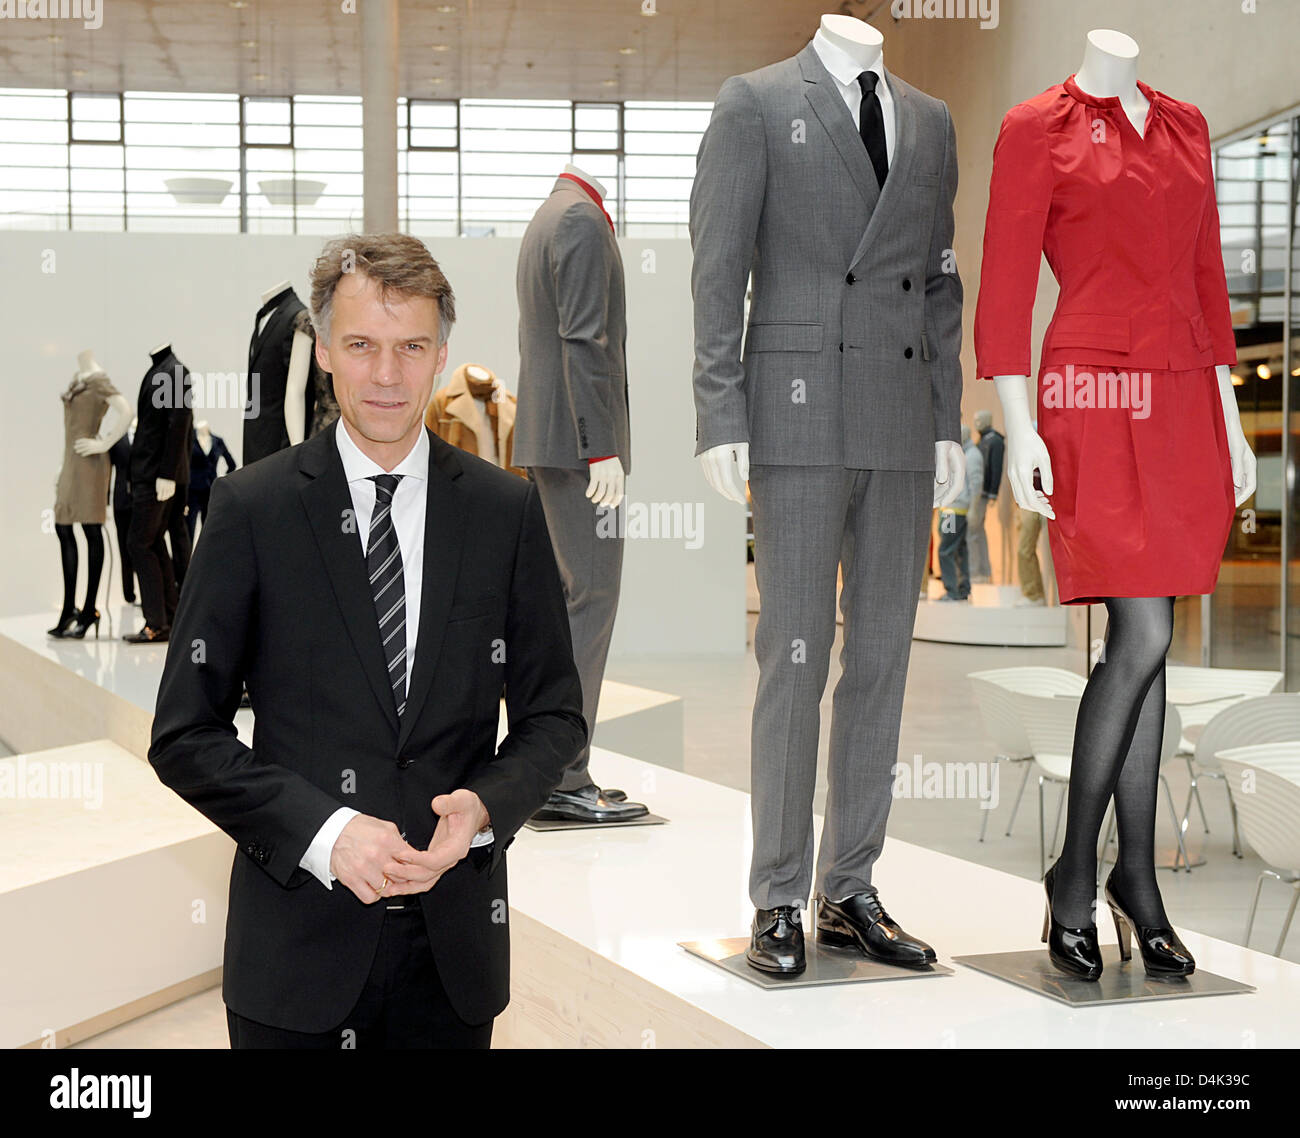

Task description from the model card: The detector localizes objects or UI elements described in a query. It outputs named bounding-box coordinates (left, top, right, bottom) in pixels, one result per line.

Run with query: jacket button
left=397, top=755, right=413, bottom=769
left=838, top=342, right=844, bottom=353
left=902, top=278, right=912, bottom=291
left=904, top=347, right=914, bottom=359
left=845, top=272, right=856, bottom=284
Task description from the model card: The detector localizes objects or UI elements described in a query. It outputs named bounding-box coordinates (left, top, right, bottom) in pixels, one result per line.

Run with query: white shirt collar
left=812, top=27, right=889, bottom=96
left=334, top=416, right=429, bottom=486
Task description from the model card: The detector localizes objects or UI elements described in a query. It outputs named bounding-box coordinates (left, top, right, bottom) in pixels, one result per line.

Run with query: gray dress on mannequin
left=54, top=372, right=119, bottom=524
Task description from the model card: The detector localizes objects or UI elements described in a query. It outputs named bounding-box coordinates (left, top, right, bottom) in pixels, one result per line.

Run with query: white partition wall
left=0, top=232, right=744, bottom=655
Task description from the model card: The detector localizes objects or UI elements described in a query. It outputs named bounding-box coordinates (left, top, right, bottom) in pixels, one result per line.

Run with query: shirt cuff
left=300, top=806, right=360, bottom=889
left=470, top=827, right=495, bottom=848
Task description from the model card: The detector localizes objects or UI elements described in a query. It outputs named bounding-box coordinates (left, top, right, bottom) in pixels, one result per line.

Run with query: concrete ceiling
left=0, top=0, right=897, bottom=101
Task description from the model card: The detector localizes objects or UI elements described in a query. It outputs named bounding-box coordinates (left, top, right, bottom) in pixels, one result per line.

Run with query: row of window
left=0, top=90, right=713, bottom=236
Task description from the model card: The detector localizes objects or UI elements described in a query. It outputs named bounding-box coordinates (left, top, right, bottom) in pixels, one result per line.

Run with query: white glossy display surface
left=507, top=749, right=1298, bottom=1048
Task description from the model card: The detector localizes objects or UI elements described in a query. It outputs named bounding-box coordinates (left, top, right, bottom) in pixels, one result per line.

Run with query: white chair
left=1014, top=689, right=1185, bottom=879
left=1217, top=743, right=1300, bottom=957
left=1190, top=694, right=1300, bottom=858
left=1165, top=667, right=1284, bottom=753
left=967, top=667, right=1087, bottom=843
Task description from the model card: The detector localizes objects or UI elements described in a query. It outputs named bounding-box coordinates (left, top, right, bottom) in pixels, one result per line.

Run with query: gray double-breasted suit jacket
left=690, top=41, right=963, bottom=471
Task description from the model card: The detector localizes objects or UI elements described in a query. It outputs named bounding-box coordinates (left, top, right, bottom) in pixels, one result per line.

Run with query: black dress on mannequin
left=126, top=348, right=192, bottom=640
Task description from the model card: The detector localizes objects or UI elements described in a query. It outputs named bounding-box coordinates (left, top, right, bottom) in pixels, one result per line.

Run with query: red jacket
left=974, top=76, right=1237, bottom=379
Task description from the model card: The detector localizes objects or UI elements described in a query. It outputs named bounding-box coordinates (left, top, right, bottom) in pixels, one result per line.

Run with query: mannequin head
left=310, top=233, right=454, bottom=470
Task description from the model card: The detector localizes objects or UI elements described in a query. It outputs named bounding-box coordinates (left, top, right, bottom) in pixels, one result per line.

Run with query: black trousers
left=166, top=484, right=191, bottom=588
left=225, top=905, right=493, bottom=1050
left=127, top=488, right=180, bottom=631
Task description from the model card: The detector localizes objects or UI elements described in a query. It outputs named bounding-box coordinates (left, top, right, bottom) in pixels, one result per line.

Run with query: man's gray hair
left=309, top=232, right=456, bottom=346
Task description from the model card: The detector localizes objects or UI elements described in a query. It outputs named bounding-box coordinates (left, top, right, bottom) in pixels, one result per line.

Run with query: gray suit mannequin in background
left=515, top=165, right=647, bottom=824
left=691, top=14, right=965, bottom=975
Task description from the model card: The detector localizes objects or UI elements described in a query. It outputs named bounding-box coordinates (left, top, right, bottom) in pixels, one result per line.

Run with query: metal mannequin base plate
left=679, top=936, right=954, bottom=989
left=954, top=946, right=1254, bottom=1005
left=524, top=811, right=670, bottom=832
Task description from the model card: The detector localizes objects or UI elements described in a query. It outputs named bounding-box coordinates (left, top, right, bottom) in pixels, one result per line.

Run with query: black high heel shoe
left=1104, top=871, right=1195, bottom=978
left=47, top=612, right=76, bottom=638
left=1042, top=862, right=1103, bottom=980
left=63, top=608, right=101, bottom=640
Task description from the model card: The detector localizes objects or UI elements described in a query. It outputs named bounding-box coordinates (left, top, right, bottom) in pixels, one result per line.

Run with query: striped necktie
left=367, top=473, right=407, bottom=718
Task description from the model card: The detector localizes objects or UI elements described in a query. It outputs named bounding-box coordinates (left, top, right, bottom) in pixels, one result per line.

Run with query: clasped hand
left=330, top=789, right=489, bottom=904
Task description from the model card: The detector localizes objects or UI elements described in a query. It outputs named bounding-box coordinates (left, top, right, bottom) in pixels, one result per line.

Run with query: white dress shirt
left=811, top=27, right=896, bottom=165
left=300, top=418, right=492, bottom=890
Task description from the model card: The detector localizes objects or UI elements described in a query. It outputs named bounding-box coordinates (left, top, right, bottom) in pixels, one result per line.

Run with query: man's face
left=316, top=271, right=448, bottom=451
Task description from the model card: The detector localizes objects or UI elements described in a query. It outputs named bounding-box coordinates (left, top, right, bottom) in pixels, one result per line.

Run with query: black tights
left=1051, top=596, right=1174, bottom=929
left=54, top=523, right=105, bottom=622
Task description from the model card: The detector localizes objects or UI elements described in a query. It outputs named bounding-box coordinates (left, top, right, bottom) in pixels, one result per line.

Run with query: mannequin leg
left=528, top=466, right=624, bottom=792
left=129, top=489, right=173, bottom=632
left=114, top=502, right=136, bottom=603
left=815, top=468, right=931, bottom=902
left=80, top=524, right=105, bottom=616
left=748, top=464, right=848, bottom=910
left=53, top=523, right=78, bottom=625
left=1050, top=596, right=1174, bottom=927
left=1109, top=661, right=1172, bottom=927
left=166, top=486, right=191, bottom=589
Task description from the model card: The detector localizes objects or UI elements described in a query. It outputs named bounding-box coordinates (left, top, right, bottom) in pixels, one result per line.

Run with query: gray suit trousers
left=748, top=465, right=932, bottom=909
left=529, top=465, right=624, bottom=790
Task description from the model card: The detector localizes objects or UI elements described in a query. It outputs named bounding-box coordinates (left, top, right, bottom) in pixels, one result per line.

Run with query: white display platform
left=913, top=581, right=1067, bottom=647
left=497, top=748, right=1298, bottom=1048
left=0, top=740, right=231, bottom=1049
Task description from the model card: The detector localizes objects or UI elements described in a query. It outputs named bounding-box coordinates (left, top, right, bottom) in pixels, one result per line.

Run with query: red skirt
left=1036, top=363, right=1235, bottom=606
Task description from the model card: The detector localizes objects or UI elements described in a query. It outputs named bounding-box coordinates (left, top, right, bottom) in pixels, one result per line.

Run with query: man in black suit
left=149, top=233, right=587, bottom=1049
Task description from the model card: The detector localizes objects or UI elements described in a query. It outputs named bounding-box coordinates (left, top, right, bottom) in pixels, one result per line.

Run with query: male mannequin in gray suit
left=515, top=164, right=647, bottom=824
left=691, top=14, right=966, bottom=975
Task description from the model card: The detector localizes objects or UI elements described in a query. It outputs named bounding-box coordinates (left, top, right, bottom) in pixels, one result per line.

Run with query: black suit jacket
left=131, top=350, right=193, bottom=487
left=148, top=420, right=587, bottom=1031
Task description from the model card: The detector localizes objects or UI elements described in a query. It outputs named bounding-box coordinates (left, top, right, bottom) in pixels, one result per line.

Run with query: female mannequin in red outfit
left=975, top=30, right=1257, bottom=981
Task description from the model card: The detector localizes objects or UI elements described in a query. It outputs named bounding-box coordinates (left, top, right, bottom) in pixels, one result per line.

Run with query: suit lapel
left=849, top=69, right=918, bottom=269
left=299, top=422, right=469, bottom=748
left=396, top=432, right=466, bottom=753
left=798, top=42, right=880, bottom=213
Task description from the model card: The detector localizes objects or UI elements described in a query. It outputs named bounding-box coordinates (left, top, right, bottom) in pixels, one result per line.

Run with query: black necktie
left=367, top=474, right=407, bottom=718
left=857, top=70, right=889, bottom=188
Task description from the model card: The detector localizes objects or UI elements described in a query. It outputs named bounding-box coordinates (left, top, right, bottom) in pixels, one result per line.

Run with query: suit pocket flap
left=744, top=322, right=824, bottom=352
left=1049, top=313, right=1131, bottom=353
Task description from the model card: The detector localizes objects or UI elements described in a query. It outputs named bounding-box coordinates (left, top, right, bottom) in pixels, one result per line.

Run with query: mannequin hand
left=699, top=442, right=749, bottom=504
left=933, top=440, right=966, bottom=508
left=586, top=456, right=625, bottom=509
left=1229, top=432, right=1257, bottom=507
left=155, top=477, right=176, bottom=502
left=72, top=436, right=108, bottom=456
left=1006, top=428, right=1054, bottom=519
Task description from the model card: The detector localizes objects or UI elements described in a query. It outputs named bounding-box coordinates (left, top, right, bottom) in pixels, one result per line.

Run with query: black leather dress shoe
left=123, top=625, right=169, bottom=644
left=601, top=788, right=628, bottom=802
left=531, top=783, right=648, bottom=823
left=816, top=892, right=938, bottom=969
left=747, top=905, right=806, bottom=974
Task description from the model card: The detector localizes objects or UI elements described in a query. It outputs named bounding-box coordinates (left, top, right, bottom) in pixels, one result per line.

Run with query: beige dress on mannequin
left=53, top=371, right=120, bottom=524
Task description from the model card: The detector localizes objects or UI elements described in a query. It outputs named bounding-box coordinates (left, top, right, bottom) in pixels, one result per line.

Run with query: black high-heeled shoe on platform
left=1104, top=871, right=1196, bottom=978
left=62, top=607, right=101, bottom=640
left=1042, top=862, right=1103, bottom=980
